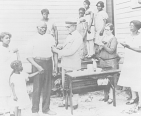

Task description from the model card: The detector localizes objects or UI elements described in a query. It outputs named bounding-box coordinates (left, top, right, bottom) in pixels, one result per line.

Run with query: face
left=37, top=26, right=47, bottom=35
left=17, top=62, right=23, bottom=72
left=1, top=35, right=10, bottom=45
left=83, top=2, right=89, bottom=9
left=130, top=23, right=137, bottom=32
left=97, top=4, right=102, bottom=11
left=104, top=26, right=112, bottom=36
left=79, top=10, right=85, bottom=18
left=42, top=12, right=49, bottom=20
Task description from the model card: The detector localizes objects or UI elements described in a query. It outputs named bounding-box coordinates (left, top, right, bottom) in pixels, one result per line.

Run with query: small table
left=64, top=69, right=121, bottom=115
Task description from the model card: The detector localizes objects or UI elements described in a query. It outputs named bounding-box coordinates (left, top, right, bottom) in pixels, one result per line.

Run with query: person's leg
left=32, top=59, right=43, bottom=113
left=42, top=59, right=56, bottom=115
left=89, top=40, right=94, bottom=56
left=86, top=41, right=90, bottom=57
left=14, top=107, right=18, bottom=116
left=18, top=109, right=21, bottom=116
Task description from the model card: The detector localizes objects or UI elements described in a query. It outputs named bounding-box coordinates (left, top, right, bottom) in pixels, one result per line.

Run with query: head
left=65, top=21, right=77, bottom=34
left=10, top=60, right=23, bottom=73
left=83, top=0, right=90, bottom=9
left=41, top=9, right=49, bottom=20
left=96, top=1, right=104, bottom=11
left=130, top=20, right=141, bottom=32
left=37, top=21, right=47, bottom=35
left=104, top=23, right=114, bottom=36
left=79, top=8, right=85, bottom=18
left=0, top=32, right=12, bottom=47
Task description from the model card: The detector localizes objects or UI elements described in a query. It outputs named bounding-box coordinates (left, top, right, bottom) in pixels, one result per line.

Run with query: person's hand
left=13, top=48, right=18, bottom=53
left=52, top=70, right=58, bottom=77
left=79, top=18, right=86, bottom=23
left=88, top=27, right=91, bottom=34
left=56, top=45, right=63, bottom=50
left=120, top=43, right=130, bottom=48
left=52, top=46, right=59, bottom=53
left=37, top=66, right=44, bottom=74
left=13, top=95, right=18, bottom=101
left=85, top=11, right=91, bottom=15
left=99, top=30, right=104, bottom=36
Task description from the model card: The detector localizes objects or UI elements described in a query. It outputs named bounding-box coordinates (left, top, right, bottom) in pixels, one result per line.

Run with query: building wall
left=114, top=0, right=141, bottom=65
left=0, top=0, right=106, bottom=71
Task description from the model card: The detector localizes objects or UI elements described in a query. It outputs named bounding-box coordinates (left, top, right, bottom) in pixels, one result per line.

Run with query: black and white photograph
left=0, top=0, right=141, bottom=116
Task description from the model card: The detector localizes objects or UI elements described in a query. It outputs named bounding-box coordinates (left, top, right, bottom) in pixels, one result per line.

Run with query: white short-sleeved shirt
left=95, top=10, right=108, bottom=32
left=26, top=33, right=55, bottom=58
left=10, top=72, right=31, bottom=109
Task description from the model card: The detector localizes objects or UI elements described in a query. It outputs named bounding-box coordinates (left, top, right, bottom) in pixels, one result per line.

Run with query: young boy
left=10, top=60, right=40, bottom=116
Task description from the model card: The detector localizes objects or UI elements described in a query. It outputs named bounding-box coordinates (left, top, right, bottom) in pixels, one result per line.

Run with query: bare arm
left=10, top=83, right=18, bottom=101
left=28, top=71, right=39, bottom=78
left=127, top=46, right=141, bottom=53
left=53, top=25, right=58, bottom=45
left=100, top=19, right=107, bottom=36
left=27, top=57, right=44, bottom=73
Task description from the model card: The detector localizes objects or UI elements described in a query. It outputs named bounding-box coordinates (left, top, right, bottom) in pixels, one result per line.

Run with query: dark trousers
left=32, top=58, right=52, bottom=113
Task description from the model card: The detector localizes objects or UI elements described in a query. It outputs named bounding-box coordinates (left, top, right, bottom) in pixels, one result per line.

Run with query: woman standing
left=118, top=20, right=141, bottom=112
left=95, top=1, right=108, bottom=44
left=0, top=32, right=18, bottom=114
left=83, top=0, right=95, bottom=58
left=98, top=23, right=118, bottom=104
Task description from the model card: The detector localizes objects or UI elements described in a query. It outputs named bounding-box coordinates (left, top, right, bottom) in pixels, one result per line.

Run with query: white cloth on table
left=118, top=34, right=141, bottom=92
left=10, top=72, right=31, bottom=109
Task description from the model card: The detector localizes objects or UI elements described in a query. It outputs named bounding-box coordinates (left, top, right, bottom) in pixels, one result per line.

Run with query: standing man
left=26, top=21, right=56, bottom=116
left=41, top=8, right=58, bottom=76
left=41, top=9, right=58, bottom=45
left=52, top=19, right=83, bottom=109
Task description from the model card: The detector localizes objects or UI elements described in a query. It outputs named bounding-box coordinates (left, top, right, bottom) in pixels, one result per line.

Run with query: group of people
left=1, top=0, right=141, bottom=115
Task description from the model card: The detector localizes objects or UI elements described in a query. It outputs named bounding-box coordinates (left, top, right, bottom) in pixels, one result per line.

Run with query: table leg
left=113, top=74, right=116, bottom=106
left=69, top=79, right=73, bottom=115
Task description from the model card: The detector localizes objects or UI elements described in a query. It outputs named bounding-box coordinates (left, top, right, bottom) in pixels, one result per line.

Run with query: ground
left=46, top=90, right=141, bottom=116
left=9, top=89, right=141, bottom=116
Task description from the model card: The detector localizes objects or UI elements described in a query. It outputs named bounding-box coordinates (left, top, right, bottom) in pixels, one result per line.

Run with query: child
left=10, top=60, right=40, bottom=116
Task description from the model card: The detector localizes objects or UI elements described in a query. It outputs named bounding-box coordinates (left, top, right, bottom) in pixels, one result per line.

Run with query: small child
left=10, top=60, right=40, bottom=116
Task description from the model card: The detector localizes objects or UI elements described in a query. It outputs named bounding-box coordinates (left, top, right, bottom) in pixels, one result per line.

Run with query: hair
left=0, top=32, right=12, bottom=42
left=10, top=60, right=22, bottom=70
left=79, top=7, right=85, bottom=13
left=130, top=20, right=141, bottom=30
left=84, top=0, right=90, bottom=6
left=96, top=1, right=104, bottom=8
left=105, top=23, right=114, bottom=31
left=41, top=9, right=49, bottom=14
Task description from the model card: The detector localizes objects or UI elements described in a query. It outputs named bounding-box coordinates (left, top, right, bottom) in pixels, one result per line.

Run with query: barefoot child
left=10, top=60, right=41, bottom=116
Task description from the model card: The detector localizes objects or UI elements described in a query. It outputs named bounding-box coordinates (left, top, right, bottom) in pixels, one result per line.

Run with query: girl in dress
left=83, top=0, right=95, bottom=58
left=0, top=32, right=18, bottom=115
left=10, top=60, right=40, bottom=116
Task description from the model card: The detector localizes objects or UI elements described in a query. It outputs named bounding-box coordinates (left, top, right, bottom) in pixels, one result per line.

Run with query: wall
left=0, top=0, right=106, bottom=71
left=114, top=0, right=141, bottom=65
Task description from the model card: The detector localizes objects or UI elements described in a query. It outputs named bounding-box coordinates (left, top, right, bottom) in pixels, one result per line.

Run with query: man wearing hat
left=26, top=21, right=56, bottom=116
left=52, top=19, right=83, bottom=109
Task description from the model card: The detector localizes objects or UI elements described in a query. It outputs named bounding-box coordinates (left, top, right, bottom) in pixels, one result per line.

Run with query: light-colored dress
left=118, top=34, right=141, bottom=92
left=85, top=7, right=95, bottom=40
left=95, top=10, right=108, bottom=44
left=0, top=44, right=16, bottom=112
left=10, top=72, right=31, bottom=109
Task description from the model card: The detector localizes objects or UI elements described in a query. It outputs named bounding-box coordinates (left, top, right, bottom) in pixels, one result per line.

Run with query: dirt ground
left=43, top=90, right=141, bottom=116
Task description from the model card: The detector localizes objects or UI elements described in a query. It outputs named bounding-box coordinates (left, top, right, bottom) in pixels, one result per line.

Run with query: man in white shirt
left=27, top=21, right=56, bottom=116
left=52, top=19, right=83, bottom=109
